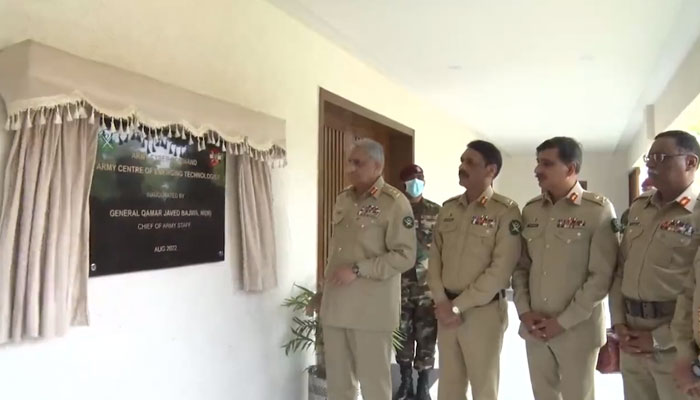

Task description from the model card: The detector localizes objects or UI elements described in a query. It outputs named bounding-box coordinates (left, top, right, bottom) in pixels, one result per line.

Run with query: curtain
left=230, top=154, right=278, bottom=292
left=0, top=106, right=97, bottom=344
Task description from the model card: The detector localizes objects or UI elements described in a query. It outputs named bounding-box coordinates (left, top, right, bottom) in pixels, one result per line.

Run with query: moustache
left=536, top=174, right=545, bottom=180
left=459, top=170, right=468, bottom=177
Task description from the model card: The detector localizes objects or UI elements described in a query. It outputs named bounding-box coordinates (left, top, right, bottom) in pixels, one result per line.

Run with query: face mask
left=405, top=179, right=425, bottom=198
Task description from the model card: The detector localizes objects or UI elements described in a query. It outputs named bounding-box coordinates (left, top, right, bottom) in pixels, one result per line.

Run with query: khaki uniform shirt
left=320, top=177, right=417, bottom=331
left=513, top=182, right=618, bottom=346
left=428, top=186, right=522, bottom=312
left=672, top=214, right=700, bottom=359
left=613, top=185, right=700, bottom=354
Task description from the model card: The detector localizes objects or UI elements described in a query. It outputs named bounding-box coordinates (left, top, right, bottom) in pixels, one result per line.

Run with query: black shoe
left=393, top=366, right=414, bottom=400
left=415, top=370, right=432, bottom=400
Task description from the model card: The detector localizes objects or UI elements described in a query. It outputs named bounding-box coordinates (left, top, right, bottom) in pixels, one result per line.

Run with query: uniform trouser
left=525, top=335, right=599, bottom=400
left=437, top=298, right=507, bottom=400
left=620, top=315, right=690, bottom=400
left=323, top=325, right=393, bottom=400
left=395, top=293, right=437, bottom=370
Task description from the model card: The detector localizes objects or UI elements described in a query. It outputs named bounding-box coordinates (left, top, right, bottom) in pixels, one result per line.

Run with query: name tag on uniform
left=526, top=223, right=539, bottom=228
left=659, top=219, right=694, bottom=237
left=471, top=215, right=495, bottom=228
left=358, top=205, right=381, bottom=218
left=557, top=217, right=586, bottom=229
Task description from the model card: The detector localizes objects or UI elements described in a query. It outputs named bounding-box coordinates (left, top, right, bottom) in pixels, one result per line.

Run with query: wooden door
left=317, top=89, right=414, bottom=283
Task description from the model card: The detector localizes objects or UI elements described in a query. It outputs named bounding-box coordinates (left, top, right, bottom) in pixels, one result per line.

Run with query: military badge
left=659, top=219, right=694, bottom=237
left=509, top=220, right=522, bottom=235
left=403, top=216, right=415, bottom=229
left=471, top=215, right=495, bottom=228
left=610, top=218, right=623, bottom=233
left=358, top=205, right=381, bottom=218
left=557, top=217, right=586, bottom=229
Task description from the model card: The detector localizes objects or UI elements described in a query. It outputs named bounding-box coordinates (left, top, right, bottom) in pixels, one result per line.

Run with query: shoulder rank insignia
left=557, top=217, right=586, bottom=229
left=659, top=219, right=694, bottom=237
left=680, top=196, right=691, bottom=207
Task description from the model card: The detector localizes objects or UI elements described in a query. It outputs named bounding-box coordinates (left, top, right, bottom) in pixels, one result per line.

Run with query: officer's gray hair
left=353, top=138, right=385, bottom=166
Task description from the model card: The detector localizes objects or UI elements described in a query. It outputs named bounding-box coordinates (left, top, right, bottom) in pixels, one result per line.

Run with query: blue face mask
left=405, top=179, right=425, bottom=198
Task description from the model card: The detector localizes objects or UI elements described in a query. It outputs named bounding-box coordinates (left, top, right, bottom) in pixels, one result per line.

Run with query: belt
left=445, top=289, right=505, bottom=303
left=624, top=297, right=676, bottom=319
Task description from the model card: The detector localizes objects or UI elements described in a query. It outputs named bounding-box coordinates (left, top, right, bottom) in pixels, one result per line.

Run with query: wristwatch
left=692, top=357, right=700, bottom=378
left=451, top=305, right=460, bottom=315
left=351, top=264, right=360, bottom=276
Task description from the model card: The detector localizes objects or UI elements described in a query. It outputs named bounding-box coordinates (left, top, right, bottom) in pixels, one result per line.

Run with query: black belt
left=624, top=297, right=676, bottom=319
left=445, top=289, right=505, bottom=303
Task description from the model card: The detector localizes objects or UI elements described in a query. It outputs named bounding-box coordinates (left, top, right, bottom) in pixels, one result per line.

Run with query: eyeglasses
left=643, top=153, right=695, bottom=164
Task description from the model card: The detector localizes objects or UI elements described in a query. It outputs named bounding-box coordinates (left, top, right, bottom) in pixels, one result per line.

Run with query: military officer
left=393, top=163, right=440, bottom=400
left=512, top=136, right=619, bottom=400
left=428, top=140, right=522, bottom=400
left=609, top=130, right=700, bottom=399
left=320, top=138, right=417, bottom=400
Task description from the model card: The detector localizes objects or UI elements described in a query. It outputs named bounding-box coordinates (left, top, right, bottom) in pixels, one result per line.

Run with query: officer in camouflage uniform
left=394, top=164, right=440, bottom=400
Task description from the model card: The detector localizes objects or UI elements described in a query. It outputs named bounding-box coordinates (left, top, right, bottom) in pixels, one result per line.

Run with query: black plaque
left=89, top=128, right=226, bottom=276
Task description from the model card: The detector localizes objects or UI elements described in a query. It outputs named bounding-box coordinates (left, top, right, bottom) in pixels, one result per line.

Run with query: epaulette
left=581, top=191, right=606, bottom=206
left=442, top=194, right=462, bottom=206
left=637, top=189, right=655, bottom=199
left=693, top=195, right=700, bottom=212
left=491, top=192, right=518, bottom=208
left=381, top=184, right=402, bottom=199
left=524, top=194, right=543, bottom=207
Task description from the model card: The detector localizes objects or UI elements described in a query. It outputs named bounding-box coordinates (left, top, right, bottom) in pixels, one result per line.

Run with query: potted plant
left=282, top=284, right=406, bottom=400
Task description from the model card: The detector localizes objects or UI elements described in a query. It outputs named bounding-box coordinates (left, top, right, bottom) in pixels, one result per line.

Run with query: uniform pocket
left=522, top=226, right=544, bottom=242
left=623, top=226, right=644, bottom=242
left=439, top=220, right=458, bottom=233
left=553, top=229, right=588, bottom=245
left=469, top=224, right=496, bottom=237
left=654, top=230, right=694, bottom=267
left=656, top=230, right=692, bottom=248
left=332, top=210, right=345, bottom=225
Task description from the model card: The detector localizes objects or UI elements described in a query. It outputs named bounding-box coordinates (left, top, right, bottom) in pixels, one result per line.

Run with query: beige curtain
left=230, top=154, right=278, bottom=292
left=0, top=106, right=97, bottom=344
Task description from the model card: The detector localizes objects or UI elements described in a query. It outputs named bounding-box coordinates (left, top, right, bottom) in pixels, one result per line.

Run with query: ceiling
left=266, top=0, right=700, bottom=153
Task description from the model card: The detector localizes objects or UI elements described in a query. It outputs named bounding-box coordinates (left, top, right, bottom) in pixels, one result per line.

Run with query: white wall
left=497, top=152, right=629, bottom=214
left=626, top=33, right=700, bottom=168
left=655, top=34, right=700, bottom=134
left=0, top=0, right=477, bottom=399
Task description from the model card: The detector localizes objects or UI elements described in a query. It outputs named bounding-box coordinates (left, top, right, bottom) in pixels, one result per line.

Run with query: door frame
left=317, top=88, right=415, bottom=284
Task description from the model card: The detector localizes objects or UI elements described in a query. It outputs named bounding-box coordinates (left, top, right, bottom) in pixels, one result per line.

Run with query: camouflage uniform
left=396, top=197, right=441, bottom=371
